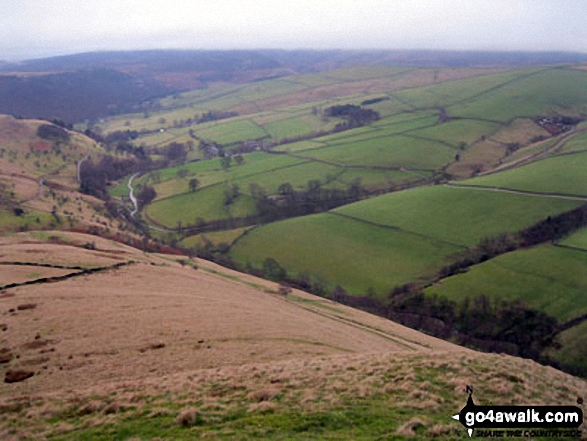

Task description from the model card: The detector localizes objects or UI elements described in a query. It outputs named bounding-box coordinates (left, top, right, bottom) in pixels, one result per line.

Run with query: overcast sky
left=1, top=0, right=586, bottom=60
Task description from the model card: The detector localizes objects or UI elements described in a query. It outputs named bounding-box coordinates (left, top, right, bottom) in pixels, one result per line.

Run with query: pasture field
left=142, top=153, right=338, bottom=218
left=407, top=119, right=502, bottom=146
left=272, top=139, right=327, bottom=153
left=558, top=226, right=587, bottom=250
left=424, top=244, right=587, bottom=322
left=370, top=109, right=439, bottom=127
left=359, top=95, right=414, bottom=117
left=334, top=185, right=581, bottom=247
left=150, top=152, right=306, bottom=189
left=230, top=213, right=461, bottom=295
left=298, top=135, right=456, bottom=170
left=560, top=130, right=587, bottom=153
left=108, top=180, right=130, bottom=198
left=264, top=113, right=338, bottom=140
left=461, top=150, right=587, bottom=196
left=447, top=68, right=587, bottom=122
left=236, top=161, right=343, bottom=193
left=145, top=184, right=257, bottom=226
left=333, top=168, right=432, bottom=191
left=317, top=115, right=439, bottom=145
left=317, top=66, right=413, bottom=81
left=140, top=157, right=435, bottom=228
left=194, top=119, right=269, bottom=145
left=394, top=69, right=535, bottom=109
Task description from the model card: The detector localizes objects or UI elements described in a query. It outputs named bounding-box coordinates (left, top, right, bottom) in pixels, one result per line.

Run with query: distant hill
left=1, top=49, right=587, bottom=122
left=0, top=69, right=173, bottom=121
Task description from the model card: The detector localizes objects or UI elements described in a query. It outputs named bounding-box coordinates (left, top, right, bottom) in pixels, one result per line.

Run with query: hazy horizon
left=1, top=0, right=586, bottom=61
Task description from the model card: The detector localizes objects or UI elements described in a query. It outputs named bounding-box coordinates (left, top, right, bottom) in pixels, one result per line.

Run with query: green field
left=558, top=227, right=587, bottom=250
left=148, top=152, right=306, bottom=190
left=264, top=114, right=337, bottom=140
left=446, top=68, right=587, bottom=122
left=395, top=69, right=533, bottom=109
left=237, top=161, right=344, bottom=193
left=407, top=119, right=502, bottom=147
left=146, top=184, right=256, bottom=226
left=424, top=244, right=587, bottom=322
left=230, top=213, right=460, bottom=295
left=334, top=168, right=432, bottom=191
left=194, top=119, right=269, bottom=145
left=461, top=151, right=587, bottom=196
left=273, top=139, right=328, bottom=153
left=299, top=135, right=455, bottom=170
left=334, top=185, right=581, bottom=246
left=560, top=130, right=587, bottom=153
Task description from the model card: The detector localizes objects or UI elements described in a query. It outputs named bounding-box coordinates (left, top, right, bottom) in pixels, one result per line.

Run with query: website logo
left=452, top=386, right=583, bottom=438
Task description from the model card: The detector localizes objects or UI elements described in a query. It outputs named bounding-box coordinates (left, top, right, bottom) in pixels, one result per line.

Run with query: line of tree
left=196, top=110, right=238, bottom=124
left=250, top=179, right=365, bottom=223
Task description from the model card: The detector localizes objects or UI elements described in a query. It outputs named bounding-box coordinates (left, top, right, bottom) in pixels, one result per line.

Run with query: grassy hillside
left=0, top=115, right=119, bottom=234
